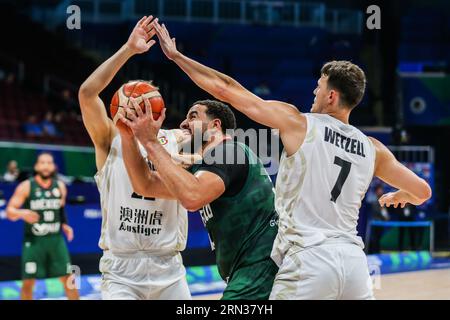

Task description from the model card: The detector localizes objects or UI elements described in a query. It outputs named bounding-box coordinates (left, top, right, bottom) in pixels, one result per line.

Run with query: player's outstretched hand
left=62, top=224, right=74, bottom=242
left=119, top=97, right=166, bottom=146
left=378, top=191, right=409, bottom=209
left=22, top=210, right=40, bottom=224
left=154, top=21, right=179, bottom=60
left=125, top=15, right=157, bottom=54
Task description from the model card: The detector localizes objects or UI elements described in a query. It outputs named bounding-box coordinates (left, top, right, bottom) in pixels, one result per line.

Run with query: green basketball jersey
left=24, top=177, right=63, bottom=239
left=191, top=142, right=278, bottom=281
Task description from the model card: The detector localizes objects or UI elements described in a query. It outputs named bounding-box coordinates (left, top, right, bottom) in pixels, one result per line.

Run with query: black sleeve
left=60, top=206, right=68, bottom=224
left=196, top=142, right=249, bottom=197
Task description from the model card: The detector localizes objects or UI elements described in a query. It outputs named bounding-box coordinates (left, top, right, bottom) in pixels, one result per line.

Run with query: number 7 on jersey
left=331, top=156, right=352, bottom=202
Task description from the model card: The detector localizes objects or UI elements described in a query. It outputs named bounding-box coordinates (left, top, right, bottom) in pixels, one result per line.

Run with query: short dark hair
left=36, top=152, right=54, bottom=163
left=192, top=99, right=236, bottom=134
left=321, top=61, right=366, bottom=109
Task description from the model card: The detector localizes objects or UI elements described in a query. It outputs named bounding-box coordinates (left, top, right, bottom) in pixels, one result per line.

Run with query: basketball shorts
left=99, top=250, right=191, bottom=300
left=22, top=235, right=72, bottom=280
left=270, top=241, right=375, bottom=300
left=222, top=258, right=279, bottom=300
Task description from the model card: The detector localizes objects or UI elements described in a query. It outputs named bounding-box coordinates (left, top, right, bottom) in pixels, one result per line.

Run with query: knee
left=22, top=280, right=35, bottom=291
left=59, top=275, right=72, bottom=288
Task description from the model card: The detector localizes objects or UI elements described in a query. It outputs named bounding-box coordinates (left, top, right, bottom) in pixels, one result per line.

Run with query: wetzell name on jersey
left=324, top=126, right=366, bottom=157
left=30, top=199, right=61, bottom=211
left=118, top=206, right=163, bottom=236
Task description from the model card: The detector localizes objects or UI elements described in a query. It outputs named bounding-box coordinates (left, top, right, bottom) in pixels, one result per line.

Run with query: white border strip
left=0, top=140, right=94, bottom=153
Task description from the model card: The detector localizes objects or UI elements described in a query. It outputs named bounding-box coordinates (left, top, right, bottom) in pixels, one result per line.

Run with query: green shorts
left=22, top=235, right=72, bottom=280
left=221, top=258, right=279, bottom=300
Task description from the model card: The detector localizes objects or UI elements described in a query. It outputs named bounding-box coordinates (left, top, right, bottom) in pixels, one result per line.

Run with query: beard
left=179, top=122, right=209, bottom=155
left=37, top=171, right=54, bottom=180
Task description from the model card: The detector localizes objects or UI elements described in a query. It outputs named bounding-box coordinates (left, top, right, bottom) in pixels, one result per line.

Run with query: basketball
left=110, top=80, right=165, bottom=132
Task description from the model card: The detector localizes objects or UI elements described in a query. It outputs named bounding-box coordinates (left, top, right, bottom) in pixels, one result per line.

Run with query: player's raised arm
left=370, top=137, right=432, bottom=207
left=78, top=15, right=157, bottom=170
left=6, top=180, right=39, bottom=223
left=154, top=21, right=305, bottom=153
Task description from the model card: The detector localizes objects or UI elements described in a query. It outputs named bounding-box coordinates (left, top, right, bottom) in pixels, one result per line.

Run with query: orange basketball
left=110, top=80, right=165, bottom=132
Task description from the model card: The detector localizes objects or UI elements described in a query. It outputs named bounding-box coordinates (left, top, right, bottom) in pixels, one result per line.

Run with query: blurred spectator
left=253, top=81, right=272, bottom=96
left=388, top=204, right=422, bottom=251
left=48, top=88, right=78, bottom=117
left=41, top=111, right=61, bottom=137
left=3, top=160, right=20, bottom=182
left=61, top=89, right=78, bottom=116
left=24, top=115, right=43, bottom=138
left=0, top=72, right=16, bottom=93
left=5, top=72, right=16, bottom=85
left=367, top=185, right=390, bottom=253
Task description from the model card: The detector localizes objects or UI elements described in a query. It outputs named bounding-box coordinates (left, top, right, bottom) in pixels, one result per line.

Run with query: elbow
left=416, top=180, right=432, bottom=204
left=6, top=208, right=17, bottom=222
left=78, top=82, right=95, bottom=102
left=182, top=202, right=203, bottom=212
left=421, top=181, right=432, bottom=202
left=180, top=193, right=204, bottom=212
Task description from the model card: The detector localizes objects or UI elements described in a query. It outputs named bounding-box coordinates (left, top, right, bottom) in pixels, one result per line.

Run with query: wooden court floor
left=194, top=269, right=450, bottom=300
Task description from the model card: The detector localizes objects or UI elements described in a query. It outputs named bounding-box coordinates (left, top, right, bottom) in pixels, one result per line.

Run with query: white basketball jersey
left=272, top=113, right=375, bottom=265
left=95, top=130, right=187, bottom=254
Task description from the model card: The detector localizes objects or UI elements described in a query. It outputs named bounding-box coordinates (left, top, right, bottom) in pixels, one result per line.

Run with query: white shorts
left=270, top=242, right=374, bottom=300
left=99, top=251, right=192, bottom=300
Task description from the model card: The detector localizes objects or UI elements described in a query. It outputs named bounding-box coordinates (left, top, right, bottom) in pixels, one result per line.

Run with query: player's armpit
left=370, top=137, right=432, bottom=204
left=180, top=171, right=225, bottom=211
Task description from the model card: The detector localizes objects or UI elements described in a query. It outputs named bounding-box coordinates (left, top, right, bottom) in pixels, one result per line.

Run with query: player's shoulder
left=56, top=179, right=66, bottom=189
left=204, top=141, right=248, bottom=165
left=15, top=179, right=31, bottom=194
left=367, top=136, right=383, bottom=150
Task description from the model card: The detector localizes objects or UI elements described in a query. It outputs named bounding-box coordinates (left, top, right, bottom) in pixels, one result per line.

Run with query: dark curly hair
left=321, top=61, right=366, bottom=109
left=192, top=99, right=236, bottom=134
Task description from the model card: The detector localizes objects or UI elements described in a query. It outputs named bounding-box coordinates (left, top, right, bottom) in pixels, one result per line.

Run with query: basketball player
left=153, top=22, right=432, bottom=299
left=6, top=152, right=79, bottom=300
left=78, top=16, right=192, bottom=299
left=119, top=98, right=279, bottom=300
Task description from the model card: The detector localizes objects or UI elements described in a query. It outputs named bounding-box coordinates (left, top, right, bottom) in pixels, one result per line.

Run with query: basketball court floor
left=194, top=268, right=450, bottom=300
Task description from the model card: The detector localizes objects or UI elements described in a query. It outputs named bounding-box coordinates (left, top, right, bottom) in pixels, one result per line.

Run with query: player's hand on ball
left=126, top=15, right=157, bottom=54
left=22, top=210, right=40, bottom=224
left=62, top=224, right=74, bottom=242
left=378, top=191, right=408, bottom=208
left=154, top=21, right=179, bottom=60
left=119, top=97, right=166, bottom=145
